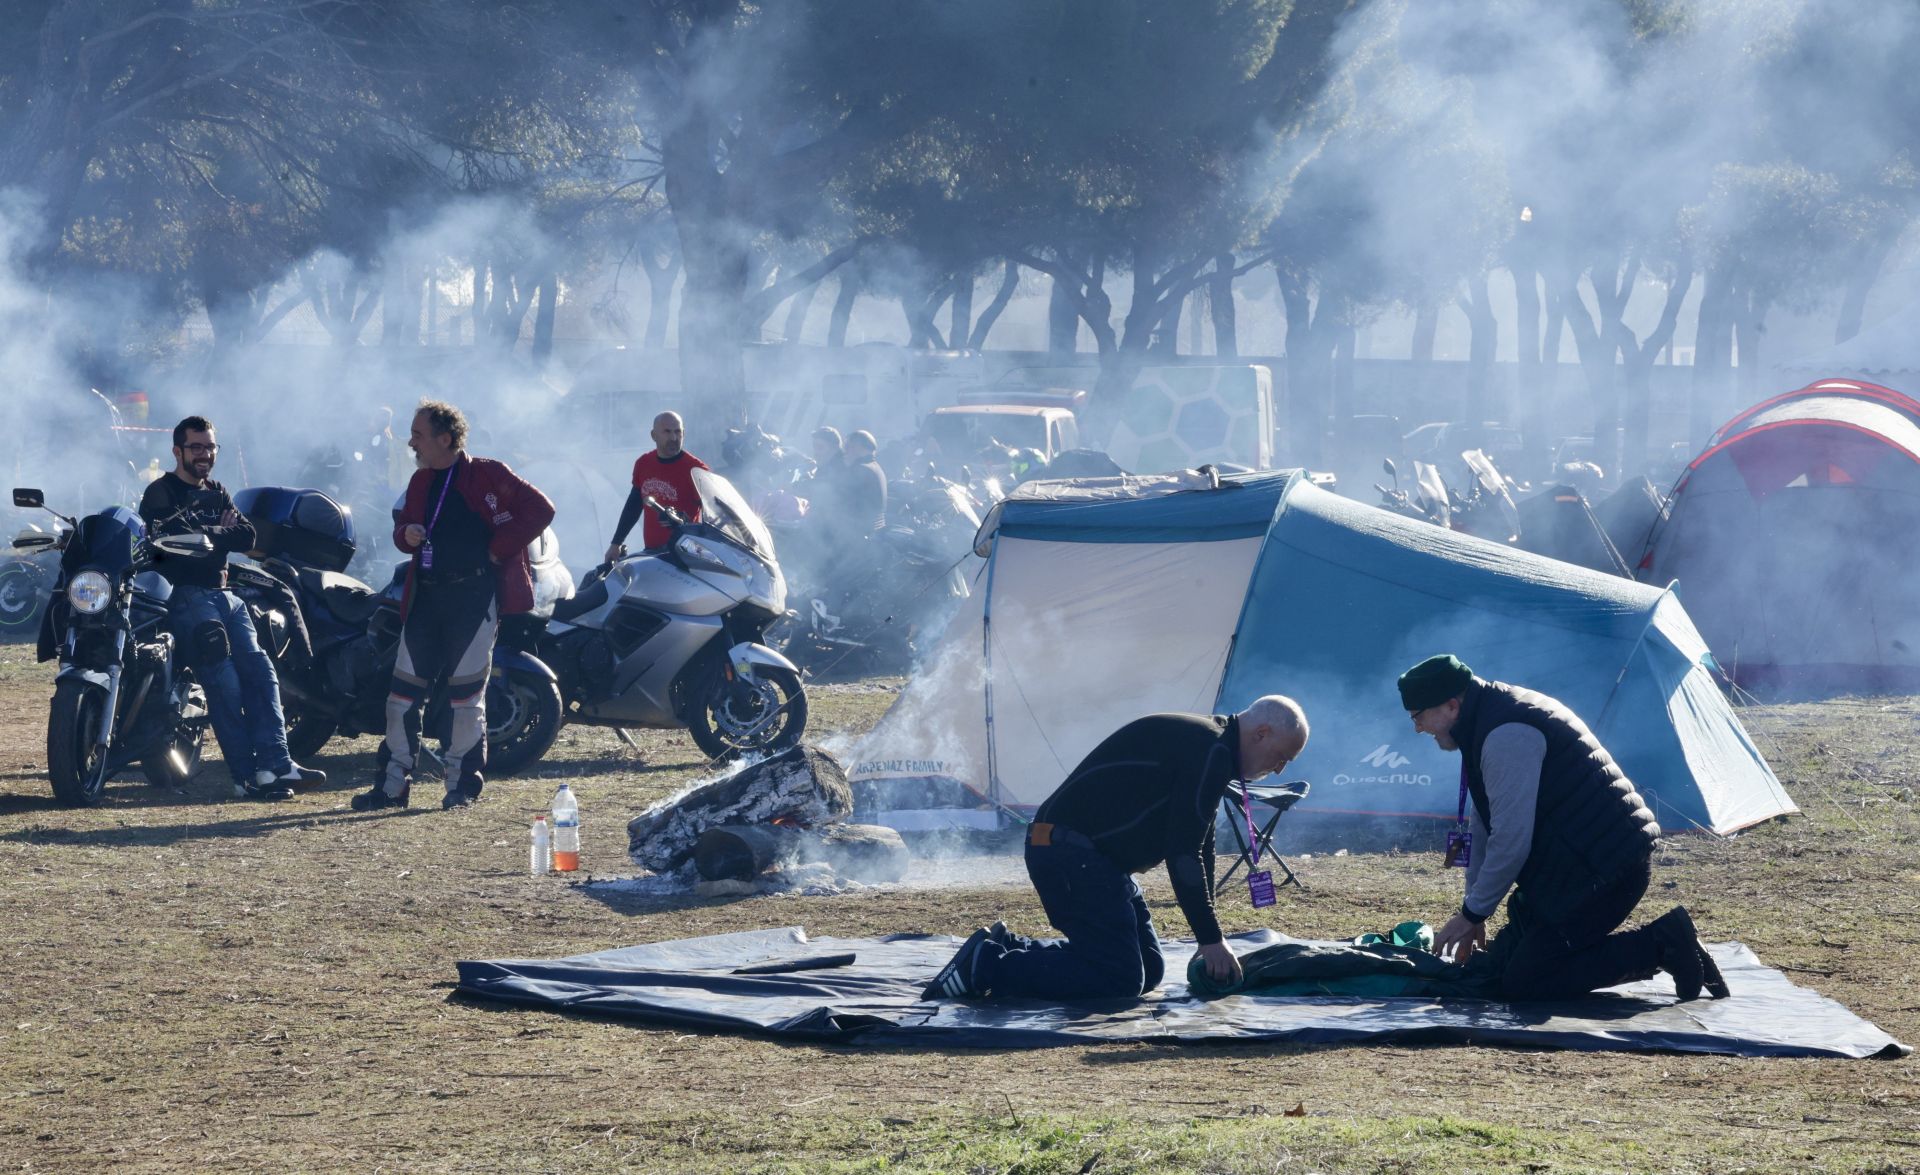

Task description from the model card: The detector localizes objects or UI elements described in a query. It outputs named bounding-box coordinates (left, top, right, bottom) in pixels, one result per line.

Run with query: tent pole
left=981, top=532, right=1003, bottom=818
left=1594, top=586, right=1674, bottom=731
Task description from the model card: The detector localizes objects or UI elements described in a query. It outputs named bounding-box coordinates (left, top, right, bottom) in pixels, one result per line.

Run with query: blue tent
left=852, top=471, right=1794, bottom=836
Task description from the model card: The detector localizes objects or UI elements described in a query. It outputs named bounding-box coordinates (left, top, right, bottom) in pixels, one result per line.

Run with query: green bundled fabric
left=1186, top=931, right=1500, bottom=1000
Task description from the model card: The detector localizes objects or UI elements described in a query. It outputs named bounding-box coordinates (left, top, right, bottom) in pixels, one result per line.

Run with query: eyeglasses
left=182, top=443, right=219, bottom=455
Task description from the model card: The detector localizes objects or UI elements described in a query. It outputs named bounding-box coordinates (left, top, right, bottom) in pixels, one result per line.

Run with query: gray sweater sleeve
left=1463, top=723, right=1547, bottom=920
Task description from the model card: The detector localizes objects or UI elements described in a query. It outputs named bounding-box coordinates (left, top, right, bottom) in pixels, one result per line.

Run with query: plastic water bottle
left=530, top=816, right=550, bottom=876
left=551, top=785, right=580, bottom=873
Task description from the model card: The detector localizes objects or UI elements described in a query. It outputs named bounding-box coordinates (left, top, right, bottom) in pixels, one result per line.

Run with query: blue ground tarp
left=456, top=927, right=1906, bottom=1059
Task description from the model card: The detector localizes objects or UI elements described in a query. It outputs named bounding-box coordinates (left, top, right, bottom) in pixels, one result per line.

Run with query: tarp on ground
left=455, top=927, right=1908, bottom=1059
left=852, top=470, right=1794, bottom=837
left=1642, top=379, right=1920, bottom=692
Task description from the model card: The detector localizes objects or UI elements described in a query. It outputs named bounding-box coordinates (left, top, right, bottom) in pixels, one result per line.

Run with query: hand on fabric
left=1197, top=941, right=1243, bottom=985
left=1435, top=913, right=1487, bottom=963
left=403, top=523, right=426, bottom=547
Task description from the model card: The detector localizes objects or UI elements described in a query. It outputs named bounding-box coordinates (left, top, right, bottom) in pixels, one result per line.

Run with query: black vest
left=1454, top=679, right=1659, bottom=920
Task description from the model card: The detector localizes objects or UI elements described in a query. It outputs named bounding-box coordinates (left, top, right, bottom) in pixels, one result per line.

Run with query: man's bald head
left=1236, top=694, right=1309, bottom=779
left=651, top=411, right=686, bottom=458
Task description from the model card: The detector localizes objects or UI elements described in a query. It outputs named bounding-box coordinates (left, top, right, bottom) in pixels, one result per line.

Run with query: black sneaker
left=440, top=787, right=479, bottom=810
left=1650, top=906, right=1707, bottom=1001
left=922, top=928, right=996, bottom=1001
left=260, top=762, right=328, bottom=789
left=234, top=777, right=295, bottom=802
left=1696, top=941, right=1731, bottom=1000
left=352, top=782, right=410, bottom=811
left=986, top=920, right=1016, bottom=951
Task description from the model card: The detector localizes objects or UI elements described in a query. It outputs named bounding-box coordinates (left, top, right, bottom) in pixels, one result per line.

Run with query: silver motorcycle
left=530, top=468, right=806, bottom=761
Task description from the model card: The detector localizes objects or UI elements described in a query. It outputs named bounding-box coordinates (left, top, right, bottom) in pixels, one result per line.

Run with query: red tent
left=1640, top=379, right=1920, bottom=692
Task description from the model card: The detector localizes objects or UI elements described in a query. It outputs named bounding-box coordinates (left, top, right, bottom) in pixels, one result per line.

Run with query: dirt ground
left=0, top=652, right=1916, bottom=1174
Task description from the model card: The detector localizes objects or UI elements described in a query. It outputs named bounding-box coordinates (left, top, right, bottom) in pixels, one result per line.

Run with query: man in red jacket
left=354, top=400, right=555, bottom=811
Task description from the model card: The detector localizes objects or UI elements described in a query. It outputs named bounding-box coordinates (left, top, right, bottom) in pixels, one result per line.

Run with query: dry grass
left=0, top=651, right=1916, bottom=1173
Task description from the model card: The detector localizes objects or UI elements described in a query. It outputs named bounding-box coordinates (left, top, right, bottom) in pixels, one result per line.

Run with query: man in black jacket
left=139, top=416, right=323, bottom=801
left=923, top=696, right=1309, bottom=1001
left=1401, top=654, right=1728, bottom=1000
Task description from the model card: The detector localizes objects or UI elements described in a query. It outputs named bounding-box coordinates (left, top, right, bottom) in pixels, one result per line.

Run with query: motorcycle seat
left=295, top=567, right=381, bottom=624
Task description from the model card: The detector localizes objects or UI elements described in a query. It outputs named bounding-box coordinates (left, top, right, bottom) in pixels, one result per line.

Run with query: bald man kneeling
left=924, top=697, right=1309, bottom=1002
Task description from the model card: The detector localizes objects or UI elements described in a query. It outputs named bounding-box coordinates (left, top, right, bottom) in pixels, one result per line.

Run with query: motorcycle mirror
left=1380, top=459, right=1398, bottom=485
left=13, top=488, right=44, bottom=509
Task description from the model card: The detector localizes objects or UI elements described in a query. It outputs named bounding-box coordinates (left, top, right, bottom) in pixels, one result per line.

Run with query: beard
left=189, top=458, right=214, bottom=480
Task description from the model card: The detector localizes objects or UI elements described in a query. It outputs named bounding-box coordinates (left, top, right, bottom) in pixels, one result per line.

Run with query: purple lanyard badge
left=1444, top=761, right=1472, bottom=868
left=1240, top=783, right=1276, bottom=908
left=419, top=463, right=456, bottom=570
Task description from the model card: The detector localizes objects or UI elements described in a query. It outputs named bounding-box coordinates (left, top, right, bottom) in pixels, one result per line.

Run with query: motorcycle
left=12, top=487, right=210, bottom=806
left=225, top=485, right=566, bottom=777
left=775, top=473, right=980, bottom=675
left=528, top=468, right=805, bottom=762
left=1375, top=458, right=1453, bottom=527
left=0, top=522, right=63, bottom=641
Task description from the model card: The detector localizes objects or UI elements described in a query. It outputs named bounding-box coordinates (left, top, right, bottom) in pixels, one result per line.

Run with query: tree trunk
left=1460, top=273, right=1497, bottom=431
left=693, top=822, right=910, bottom=884
left=1619, top=271, right=1693, bottom=479
left=1048, top=272, right=1080, bottom=353
left=531, top=272, right=559, bottom=368
left=968, top=260, right=1019, bottom=349
left=1511, top=267, right=1548, bottom=478
left=1208, top=253, right=1238, bottom=357
left=949, top=272, right=974, bottom=351
left=782, top=279, right=819, bottom=342
left=1277, top=266, right=1327, bottom=466
left=827, top=273, right=858, bottom=347
left=1734, top=289, right=1767, bottom=413
left=1834, top=228, right=1900, bottom=345
left=380, top=261, right=414, bottom=347
left=1330, top=297, right=1356, bottom=430
left=1559, top=268, right=1621, bottom=476
left=665, top=116, right=751, bottom=419
left=1690, top=265, right=1735, bottom=450
left=643, top=254, right=680, bottom=350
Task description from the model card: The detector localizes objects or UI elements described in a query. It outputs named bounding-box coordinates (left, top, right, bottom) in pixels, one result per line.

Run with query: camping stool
left=1214, top=779, right=1310, bottom=897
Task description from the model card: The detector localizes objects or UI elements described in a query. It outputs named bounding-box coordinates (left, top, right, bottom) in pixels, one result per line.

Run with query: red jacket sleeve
left=484, top=460, right=557, bottom=563
left=393, top=468, right=429, bottom=553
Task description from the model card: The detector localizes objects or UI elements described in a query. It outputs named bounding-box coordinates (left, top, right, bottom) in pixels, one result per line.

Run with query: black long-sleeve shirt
left=139, top=472, right=255, bottom=589
left=1034, top=713, right=1241, bottom=944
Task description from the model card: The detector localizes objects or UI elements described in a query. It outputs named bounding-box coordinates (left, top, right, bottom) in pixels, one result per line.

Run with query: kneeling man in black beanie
left=1400, top=654, right=1730, bottom=1001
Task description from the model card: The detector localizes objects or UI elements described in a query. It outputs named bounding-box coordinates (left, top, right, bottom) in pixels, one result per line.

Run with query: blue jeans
left=168, top=584, right=291, bottom=785
left=991, top=841, right=1166, bottom=1000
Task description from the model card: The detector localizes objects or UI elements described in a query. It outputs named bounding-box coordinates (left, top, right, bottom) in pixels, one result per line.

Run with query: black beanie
left=1398, top=654, right=1474, bottom=712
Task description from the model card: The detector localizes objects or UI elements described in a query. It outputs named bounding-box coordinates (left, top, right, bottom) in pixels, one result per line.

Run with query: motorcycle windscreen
left=691, top=469, right=776, bottom=561
left=67, top=506, right=145, bottom=576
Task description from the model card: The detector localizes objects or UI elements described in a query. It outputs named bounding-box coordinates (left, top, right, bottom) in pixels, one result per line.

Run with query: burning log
left=626, top=746, right=854, bottom=874
left=693, top=822, right=911, bottom=884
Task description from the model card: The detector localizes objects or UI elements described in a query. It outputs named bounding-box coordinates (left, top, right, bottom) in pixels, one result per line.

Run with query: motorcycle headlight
left=676, top=535, right=729, bottom=572
left=68, top=570, right=114, bottom=615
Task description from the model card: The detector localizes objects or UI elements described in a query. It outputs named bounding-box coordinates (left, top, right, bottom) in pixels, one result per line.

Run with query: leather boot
left=1695, top=941, right=1731, bottom=1000
left=1646, top=906, right=1707, bottom=1001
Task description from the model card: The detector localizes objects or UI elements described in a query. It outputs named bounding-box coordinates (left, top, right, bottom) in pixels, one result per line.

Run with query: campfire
left=626, top=746, right=910, bottom=895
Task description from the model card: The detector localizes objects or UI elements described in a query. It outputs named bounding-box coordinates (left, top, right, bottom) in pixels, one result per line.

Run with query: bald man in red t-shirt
left=605, top=411, right=710, bottom=561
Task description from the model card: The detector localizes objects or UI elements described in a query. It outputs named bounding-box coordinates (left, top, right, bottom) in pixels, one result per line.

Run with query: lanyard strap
left=1238, top=783, right=1261, bottom=868
left=423, top=462, right=457, bottom=541
left=1456, top=760, right=1469, bottom=826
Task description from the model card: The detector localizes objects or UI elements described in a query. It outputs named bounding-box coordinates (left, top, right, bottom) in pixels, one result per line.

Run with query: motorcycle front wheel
left=47, top=678, right=112, bottom=806
left=687, top=665, right=808, bottom=762
left=483, top=669, right=563, bottom=777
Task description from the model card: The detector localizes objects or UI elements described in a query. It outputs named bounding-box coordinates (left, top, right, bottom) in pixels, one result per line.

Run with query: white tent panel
left=977, top=535, right=1261, bottom=806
